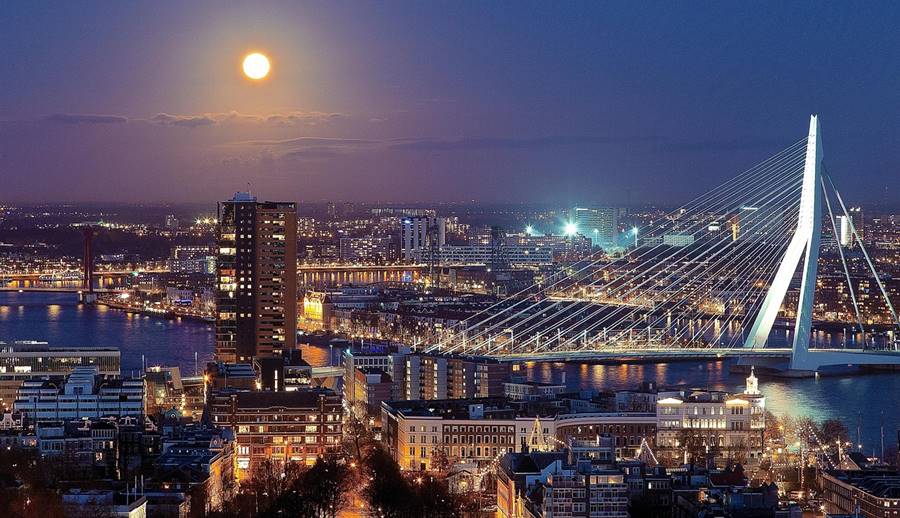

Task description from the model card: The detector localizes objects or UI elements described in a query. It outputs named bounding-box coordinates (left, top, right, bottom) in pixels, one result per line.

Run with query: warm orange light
left=242, top=53, right=270, bottom=80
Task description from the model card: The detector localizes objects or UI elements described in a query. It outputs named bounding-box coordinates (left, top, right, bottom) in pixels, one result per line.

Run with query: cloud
left=234, top=136, right=377, bottom=147
left=387, top=134, right=663, bottom=151
left=219, top=133, right=666, bottom=167
left=661, top=137, right=792, bottom=152
left=150, top=113, right=216, bottom=128
left=145, top=110, right=347, bottom=128
left=283, top=147, right=352, bottom=160
left=264, top=111, right=348, bottom=126
left=40, top=110, right=347, bottom=129
left=45, top=113, right=128, bottom=125
left=224, top=137, right=378, bottom=163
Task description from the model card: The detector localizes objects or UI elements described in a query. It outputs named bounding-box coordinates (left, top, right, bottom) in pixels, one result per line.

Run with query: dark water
left=0, top=292, right=214, bottom=377
left=2, top=292, right=897, bottom=457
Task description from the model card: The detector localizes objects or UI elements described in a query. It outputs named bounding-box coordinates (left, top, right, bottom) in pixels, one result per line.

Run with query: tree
left=819, top=419, right=850, bottom=445
left=764, top=410, right=783, bottom=442
left=363, top=447, right=416, bottom=517
left=676, top=430, right=705, bottom=466
left=189, top=480, right=210, bottom=518
left=304, top=458, right=352, bottom=518
left=344, top=403, right=376, bottom=462
left=430, top=446, right=452, bottom=474
left=414, top=475, right=460, bottom=518
left=260, top=489, right=315, bottom=518
left=245, top=459, right=305, bottom=514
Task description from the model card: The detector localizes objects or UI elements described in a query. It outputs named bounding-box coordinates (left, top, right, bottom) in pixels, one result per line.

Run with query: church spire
left=745, top=366, right=760, bottom=395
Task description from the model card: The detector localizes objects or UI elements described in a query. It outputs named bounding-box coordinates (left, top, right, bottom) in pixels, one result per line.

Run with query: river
left=1, top=292, right=896, bottom=455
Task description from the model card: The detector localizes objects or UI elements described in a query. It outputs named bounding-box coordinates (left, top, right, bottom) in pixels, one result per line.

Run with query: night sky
left=2, top=2, right=899, bottom=206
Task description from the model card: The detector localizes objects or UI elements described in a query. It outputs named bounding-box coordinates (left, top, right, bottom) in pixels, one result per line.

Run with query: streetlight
left=564, top=222, right=578, bottom=237
left=525, top=225, right=534, bottom=236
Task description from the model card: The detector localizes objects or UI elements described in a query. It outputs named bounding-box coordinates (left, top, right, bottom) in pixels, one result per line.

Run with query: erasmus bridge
left=425, top=116, right=900, bottom=375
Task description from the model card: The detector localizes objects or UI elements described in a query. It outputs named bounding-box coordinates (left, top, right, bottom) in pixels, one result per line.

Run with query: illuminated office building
left=573, top=207, right=618, bottom=248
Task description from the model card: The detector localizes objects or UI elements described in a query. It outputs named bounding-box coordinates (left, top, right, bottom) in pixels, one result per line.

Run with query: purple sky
left=2, top=2, right=899, bottom=206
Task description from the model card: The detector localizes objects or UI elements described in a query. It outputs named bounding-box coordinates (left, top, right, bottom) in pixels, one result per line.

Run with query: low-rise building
left=655, top=369, right=765, bottom=468
left=35, top=419, right=121, bottom=478
left=209, top=388, right=342, bottom=479
left=381, top=398, right=531, bottom=471
left=353, top=367, right=393, bottom=424
left=497, top=450, right=629, bottom=518
left=62, top=489, right=148, bottom=518
left=504, top=380, right=567, bottom=401
left=15, top=366, right=143, bottom=422
left=0, top=341, right=121, bottom=412
left=381, top=396, right=656, bottom=471
left=818, top=469, right=900, bottom=518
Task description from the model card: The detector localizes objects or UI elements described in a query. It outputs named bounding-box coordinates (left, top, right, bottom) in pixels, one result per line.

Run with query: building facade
left=573, top=207, right=619, bottom=248
left=216, top=192, right=297, bottom=362
left=0, top=342, right=121, bottom=412
left=14, top=366, right=143, bottom=422
left=400, top=216, right=446, bottom=263
left=818, top=469, right=900, bottom=518
left=655, top=370, right=765, bottom=468
left=209, top=389, right=343, bottom=479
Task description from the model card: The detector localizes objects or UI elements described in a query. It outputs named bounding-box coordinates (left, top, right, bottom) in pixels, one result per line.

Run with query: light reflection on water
left=523, top=358, right=898, bottom=454
left=3, top=292, right=896, bottom=456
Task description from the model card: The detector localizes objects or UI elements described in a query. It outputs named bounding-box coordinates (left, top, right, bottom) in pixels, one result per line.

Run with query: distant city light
left=564, top=222, right=578, bottom=236
left=525, top=225, right=534, bottom=235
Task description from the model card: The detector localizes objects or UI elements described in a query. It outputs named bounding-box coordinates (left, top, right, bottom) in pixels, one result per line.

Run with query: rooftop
left=825, top=469, right=900, bottom=499
left=221, top=388, right=338, bottom=410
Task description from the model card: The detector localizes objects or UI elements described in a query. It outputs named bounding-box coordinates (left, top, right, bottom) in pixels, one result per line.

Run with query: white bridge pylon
left=744, top=115, right=900, bottom=371
left=743, top=115, right=822, bottom=370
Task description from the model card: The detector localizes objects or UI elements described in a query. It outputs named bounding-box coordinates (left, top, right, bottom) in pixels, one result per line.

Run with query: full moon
left=242, top=53, right=270, bottom=80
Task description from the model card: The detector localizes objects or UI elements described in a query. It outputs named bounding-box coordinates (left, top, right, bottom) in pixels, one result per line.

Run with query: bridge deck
left=0, top=287, right=124, bottom=293
left=488, top=347, right=900, bottom=365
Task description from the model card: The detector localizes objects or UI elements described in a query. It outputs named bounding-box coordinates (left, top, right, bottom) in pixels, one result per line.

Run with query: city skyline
left=2, top=2, right=900, bottom=206
left=2, top=3, right=900, bottom=517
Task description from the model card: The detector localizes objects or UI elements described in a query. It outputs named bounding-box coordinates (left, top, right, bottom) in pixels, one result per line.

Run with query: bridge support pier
left=79, top=291, right=98, bottom=304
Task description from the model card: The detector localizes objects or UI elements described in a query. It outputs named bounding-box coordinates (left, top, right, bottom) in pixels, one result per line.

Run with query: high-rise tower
left=216, top=192, right=297, bottom=363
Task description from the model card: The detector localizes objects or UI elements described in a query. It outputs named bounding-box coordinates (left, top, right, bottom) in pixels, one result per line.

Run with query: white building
left=427, top=244, right=553, bottom=267
left=662, top=234, right=696, bottom=247
left=401, top=216, right=446, bottom=263
left=15, top=366, right=144, bottom=422
left=168, top=245, right=215, bottom=274
left=573, top=207, right=619, bottom=248
left=503, top=380, right=566, bottom=401
left=655, top=369, right=765, bottom=467
left=836, top=215, right=853, bottom=247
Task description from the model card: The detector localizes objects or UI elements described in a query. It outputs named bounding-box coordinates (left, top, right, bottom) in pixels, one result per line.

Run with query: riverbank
left=98, top=297, right=215, bottom=323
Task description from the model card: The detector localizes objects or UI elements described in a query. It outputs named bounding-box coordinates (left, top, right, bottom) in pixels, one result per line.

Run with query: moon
left=242, top=53, right=270, bottom=80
